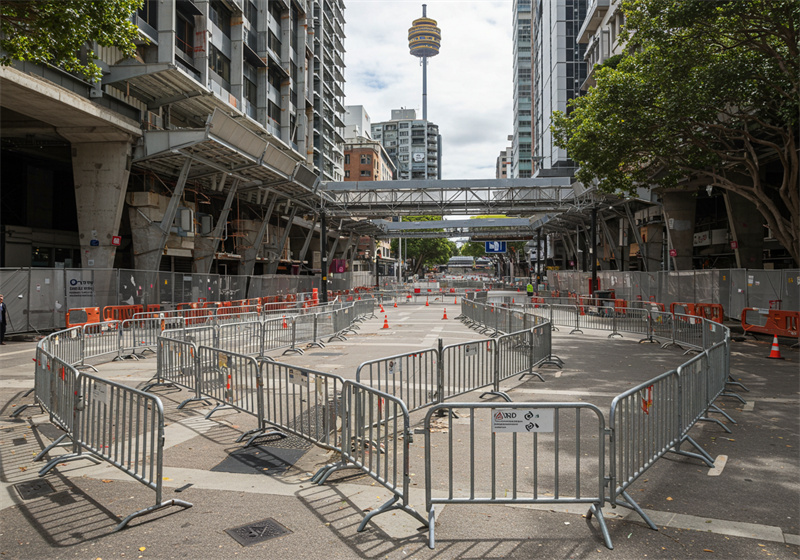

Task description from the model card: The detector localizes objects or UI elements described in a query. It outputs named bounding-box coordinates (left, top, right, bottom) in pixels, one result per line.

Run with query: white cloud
left=343, top=0, right=514, bottom=180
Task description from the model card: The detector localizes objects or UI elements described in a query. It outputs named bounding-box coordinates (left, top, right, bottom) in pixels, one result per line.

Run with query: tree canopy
left=390, top=216, right=458, bottom=275
left=0, top=0, right=143, bottom=81
left=552, top=0, right=799, bottom=265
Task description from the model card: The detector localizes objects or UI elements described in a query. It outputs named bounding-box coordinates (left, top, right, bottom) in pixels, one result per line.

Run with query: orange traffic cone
left=282, top=315, right=287, bottom=329
left=380, top=304, right=385, bottom=313
left=382, top=315, right=389, bottom=329
left=425, top=298, right=429, bottom=307
left=454, top=296, right=458, bottom=304
left=442, top=308, right=448, bottom=320
left=768, top=335, right=783, bottom=359
left=393, top=301, right=398, bottom=308
left=512, top=298, right=515, bottom=304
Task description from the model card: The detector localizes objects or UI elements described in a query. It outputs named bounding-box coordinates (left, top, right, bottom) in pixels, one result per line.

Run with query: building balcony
left=578, top=0, right=611, bottom=44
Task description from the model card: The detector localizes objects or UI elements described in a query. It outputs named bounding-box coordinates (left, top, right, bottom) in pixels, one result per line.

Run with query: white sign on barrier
left=387, top=360, right=402, bottom=375
left=492, top=408, right=554, bottom=433
left=464, top=343, right=478, bottom=357
left=91, top=382, right=110, bottom=406
left=289, top=369, right=310, bottom=387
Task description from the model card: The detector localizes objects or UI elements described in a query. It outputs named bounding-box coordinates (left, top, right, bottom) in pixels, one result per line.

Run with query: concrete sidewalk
left=1, top=305, right=798, bottom=559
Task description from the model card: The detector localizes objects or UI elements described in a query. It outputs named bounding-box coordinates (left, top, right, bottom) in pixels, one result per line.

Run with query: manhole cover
left=12, top=437, right=27, bottom=446
left=15, top=479, right=56, bottom=500
left=225, top=518, right=291, bottom=546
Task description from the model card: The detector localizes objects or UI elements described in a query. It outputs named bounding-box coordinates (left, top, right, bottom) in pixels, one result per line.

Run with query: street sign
left=111, top=236, right=122, bottom=247
left=669, top=249, right=677, bottom=257
left=485, top=241, right=507, bottom=253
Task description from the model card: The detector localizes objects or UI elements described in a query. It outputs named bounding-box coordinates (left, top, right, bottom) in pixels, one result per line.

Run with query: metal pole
left=320, top=212, right=328, bottom=303
left=591, top=207, right=598, bottom=295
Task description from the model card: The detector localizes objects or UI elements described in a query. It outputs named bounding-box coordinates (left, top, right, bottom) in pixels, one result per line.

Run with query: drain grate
left=225, top=518, right=292, bottom=547
left=15, top=479, right=56, bottom=500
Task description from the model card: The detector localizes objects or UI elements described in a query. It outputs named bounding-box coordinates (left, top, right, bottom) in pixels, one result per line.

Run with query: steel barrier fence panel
left=45, top=326, right=83, bottom=365
left=340, top=381, right=410, bottom=502
left=706, top=341, right=728, bottom=403
left=614, top=307, right=649, bottom=337
left=197, top=348, right=261, bottom=416
left=673, top=313, right=704, bottom=350
left=440, top=339, right=495, bottom=401
left=156, top=338, right=199, bottom=389
left=180, top=325, right=218, bottom=348
left=215, top=311, right=259, bottom=325
left=82, top=321, right=122, bottom=362
left=316, top=311, right=335, bottom=342
left=424, top=402, right=609, bottom=549
left=217, top=321, right=263, bottom=356
left=678, top=353, right=708, bottom=435
left=259, top=361, right=344, bottom=451
left=550, top=304, right=578, bottom=330
left=263, top=316, right=294, bottom=353
left=33, top=349, right=79, bottom=434
left=120, top=317, right=185, bottom=355
left=355, top=349, right=439, bottom=413
left=649, top=311, right=674, bottom=341
left=496, top=330, right=533, bottom=382
left=293, top=314, right=316, bottom=347
left=609, top=370, right=681, bottom=501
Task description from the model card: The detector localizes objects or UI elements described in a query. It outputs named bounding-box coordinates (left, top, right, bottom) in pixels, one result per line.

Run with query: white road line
left=0, top=348, right=37, bottom=358
left=708, top=454, right=728, bottom=476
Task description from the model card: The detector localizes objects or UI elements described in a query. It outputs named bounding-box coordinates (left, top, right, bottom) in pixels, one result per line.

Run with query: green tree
left=1, top=0, right=144, bottom=82
left=552, top=0, right=799, bottom=265
left=390, top=216, right=458, bottom=276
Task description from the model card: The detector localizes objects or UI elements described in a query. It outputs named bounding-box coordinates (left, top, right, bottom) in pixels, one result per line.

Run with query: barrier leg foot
left=76, top=364, right=99, bottom=372
left=428, top=506, right=436, bottom=549
left=588, top=504, right=614, bottom=550
left=114, top=499, right=193, bottom=532
left=311, top=463, right=336, bottom=484
left=177, top=397, right=212, bottom=410
left=33, top=433, right=70, bottom=462
left=698, top=416, right=732, bottom=433
left=479, top=391, right=512, bottom=402
left=242, top=430, right=288, bottom=448
left=316, top=462, right=358, bottom=485
left=708, top=404, right=736, bottom=424
left=720, top=391, right=747, bottom=404
left=282, top=348, right=305, bottom=356
left=357, top=495, right=398, bottom=532
left=607, top=332, right=623, bottom=339
left=205, top=403, right=238, bottom=420
left=569, top=328, right=584, bottom=335
left=672, top=436, right=715, bottom=467
left=23, top=387, right=34, bottom=397
left=726, top=375, right=749, bottom=392
left=38, top=453, right=100, bottom=477
left=519, top=371, right=545, bottom=382
left=10, top=403, right=33, bottom=418
left=306, top=342, right=326, bottom=349
left=638, top=336, right=657, bottom=344
left=141, top=380, right=176, bottom=392
left=617, top=490, right=659, bottom=531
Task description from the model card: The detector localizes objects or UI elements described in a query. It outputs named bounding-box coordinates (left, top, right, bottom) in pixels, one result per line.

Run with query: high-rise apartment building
left=512, top=0, right=533, bottom=178
left=371, top=109, right=441, bottom=180
left=497, top=136, right=514, bottom=179
left=532, top=0, right=587, bottom=176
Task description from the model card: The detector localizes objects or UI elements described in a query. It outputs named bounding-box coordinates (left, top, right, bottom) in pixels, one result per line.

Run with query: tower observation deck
left=408, top=4, right=441, bottom=119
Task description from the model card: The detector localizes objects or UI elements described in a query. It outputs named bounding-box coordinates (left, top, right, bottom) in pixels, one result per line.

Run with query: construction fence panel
left=355, top=349, right=439, bottom=413
left=82, top=321, right=122, bottom=363
left=120, top=317, right=185, bottom=356
left=156, top=337, right=199, bottom=389
left=43, top=326, right=83, bottom=366
left=263, top=316, right=294, bottom=353
left=496, top=330, right=535, bottom=383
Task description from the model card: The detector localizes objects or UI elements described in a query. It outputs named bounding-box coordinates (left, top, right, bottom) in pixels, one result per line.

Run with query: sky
left=342, top=0, right=514, bottom=181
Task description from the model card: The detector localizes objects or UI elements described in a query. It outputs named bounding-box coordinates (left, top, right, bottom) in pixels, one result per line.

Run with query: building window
left=209, top=45, right=231, bottom=85
left=360, top=155, right=371, bottom=164
left=344, top=154, right=350, bottom=164
left=176, top=13, right=195, bottom=57
left=210, top=0, right=232, bottom=38
left=345, top=170, right=350, bottom=178
left=360, top=170, right=371, bottom=177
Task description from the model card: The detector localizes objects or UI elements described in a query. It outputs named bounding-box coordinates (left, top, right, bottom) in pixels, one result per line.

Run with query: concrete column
left=280, top=8, right=293, bottom=143
left=193, top=178, right=238, bottom=274
left=71, top=141, right=131, bottom=269
left=241, top=193, right=278, bottom=277
left=662, top=190, right=697, bottom=270
left=231, top=13, right=244, bottom=108
left=157, top=0, right=176, bottom=64
left=266, top=206, right=298, bottom=274
left=724, top=191, right=764, bottom=268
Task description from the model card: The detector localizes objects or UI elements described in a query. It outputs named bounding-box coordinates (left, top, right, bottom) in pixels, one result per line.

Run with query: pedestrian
left=526, top=282, right=534, bottom=299
left=0, top=294, right=7, bottom=345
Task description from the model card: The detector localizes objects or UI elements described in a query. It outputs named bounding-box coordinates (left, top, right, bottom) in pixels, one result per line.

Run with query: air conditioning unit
left=171, top=207, right=195, bottom=237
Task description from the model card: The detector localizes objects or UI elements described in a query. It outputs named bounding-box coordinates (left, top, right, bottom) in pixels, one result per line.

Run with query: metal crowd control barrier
left=424, top=402, right=611, bottom=549
left=146, top=338, right=204, bottom=408
left=81, top=321, right=122, bottom=369
left=217, top=320, right=263, bottom=356
left=314, top=380, right=427, bottom=531
left=355, top=349, right=439, bottom=412
left=252, top=361, right=345, bottom=450
left=197, top=347, right=261, bottom=420
left=119, top=316, right=186, bottom=360
left=38, top=372, right=192, bottom=531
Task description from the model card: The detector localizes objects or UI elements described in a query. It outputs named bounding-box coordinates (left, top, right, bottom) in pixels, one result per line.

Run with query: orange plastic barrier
left=66, top=307, right=100, bottom=328
left=741, top=308, right=799, bottom=338
left=695, top=303, right=724, bottom=324
left=670, top=302, right=696, bottom=316
left=145, top=304, right=161, bottom=313
left=102, top=305, right=144, bottom=322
